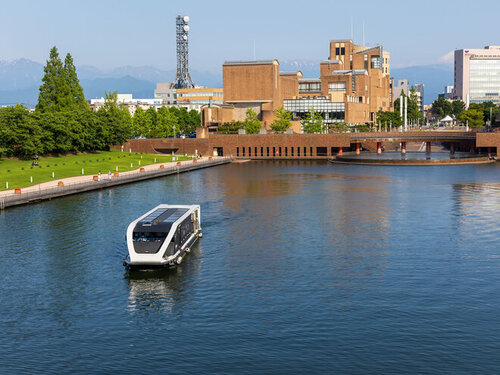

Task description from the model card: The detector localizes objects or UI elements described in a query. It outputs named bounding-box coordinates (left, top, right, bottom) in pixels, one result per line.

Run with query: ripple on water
left=0, top=161, right=499, bottom=374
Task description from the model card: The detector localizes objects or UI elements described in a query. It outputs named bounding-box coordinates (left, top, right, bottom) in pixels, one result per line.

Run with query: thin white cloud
left=438, top=50, right=454, bottom=64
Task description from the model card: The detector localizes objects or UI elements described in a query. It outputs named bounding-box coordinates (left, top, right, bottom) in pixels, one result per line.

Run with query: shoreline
left=0, top=157, right=233, bottom=209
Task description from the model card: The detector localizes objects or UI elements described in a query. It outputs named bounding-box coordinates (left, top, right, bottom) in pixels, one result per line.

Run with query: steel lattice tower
left=173, top=15, right=195, bottom=89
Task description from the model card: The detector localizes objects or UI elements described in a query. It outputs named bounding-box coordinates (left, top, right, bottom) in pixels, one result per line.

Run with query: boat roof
left=134, top=207, right=190, bottom=233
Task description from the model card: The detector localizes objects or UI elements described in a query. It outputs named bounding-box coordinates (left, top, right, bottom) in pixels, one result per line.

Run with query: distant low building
left=88, top=93, right=201, bottom=116
left=394, top=79, right=424, bottom=113
left=176, top=88, right=223, bottom=111
left=438, top=85, right=454, bottom=100
left=414, top=83, right=424, bottom=113
left=393, top=79, right=410, bottom=98
left=154, top=83, right=177, bottom=105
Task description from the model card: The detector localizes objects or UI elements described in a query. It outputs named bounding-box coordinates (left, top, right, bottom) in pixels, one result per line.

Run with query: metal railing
left=0, top=157, right=233, bottom=208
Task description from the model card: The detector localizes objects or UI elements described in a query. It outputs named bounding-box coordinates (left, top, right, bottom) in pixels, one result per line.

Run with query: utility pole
left=404, top=96, right=408, bottom=132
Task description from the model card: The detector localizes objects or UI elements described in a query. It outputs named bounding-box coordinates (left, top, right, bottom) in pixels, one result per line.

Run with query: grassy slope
left=0, top=150, right=191, bottom=190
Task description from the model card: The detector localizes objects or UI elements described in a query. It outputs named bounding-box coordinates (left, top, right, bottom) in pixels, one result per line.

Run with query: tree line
left=430, top=97, right=498, bottom=127
left=0, top=46, right=200, bottom=158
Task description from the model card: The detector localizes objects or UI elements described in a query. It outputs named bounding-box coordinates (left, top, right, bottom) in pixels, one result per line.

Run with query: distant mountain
left=0, top=59, right=44, bottom=91
left=81, top=76, right=156, bottom=99
left=280, top=59, right=320, bottom=78
left=0, top=58, right=452, bottom=107
left=0, top=59, right=223, bottom=107
left=391, top=64, right=453, bottom=105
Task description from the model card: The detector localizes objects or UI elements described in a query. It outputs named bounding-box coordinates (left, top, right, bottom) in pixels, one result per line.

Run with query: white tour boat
left=124, top=204, right=202, bottom=269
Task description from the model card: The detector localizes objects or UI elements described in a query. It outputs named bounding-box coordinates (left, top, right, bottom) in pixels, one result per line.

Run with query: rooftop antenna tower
left=362, top=20, right=365, bottom=46
left=173, top=15, right=195, bottom=89
left=350, top=17, right=353, bottom=41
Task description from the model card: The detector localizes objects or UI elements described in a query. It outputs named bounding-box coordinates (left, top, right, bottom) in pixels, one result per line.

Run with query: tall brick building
left=201, top=39, right=393, bottom=132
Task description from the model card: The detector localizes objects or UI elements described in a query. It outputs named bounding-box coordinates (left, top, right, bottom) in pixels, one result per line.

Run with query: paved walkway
left=0, top=157, right=207, bottom=198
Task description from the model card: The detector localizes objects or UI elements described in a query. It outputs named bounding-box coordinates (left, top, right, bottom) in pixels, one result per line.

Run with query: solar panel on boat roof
left=141, top=208, right=168, bottom=224
left=140, top=208, right=189, bottom=226
left=163, top=209, right=188, bottom=223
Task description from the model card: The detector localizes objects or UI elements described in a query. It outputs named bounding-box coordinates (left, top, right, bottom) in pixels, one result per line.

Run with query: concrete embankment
left=0, top=157, right=233, bottom=209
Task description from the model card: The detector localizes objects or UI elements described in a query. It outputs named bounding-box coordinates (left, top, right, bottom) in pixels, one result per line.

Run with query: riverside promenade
left=0, top=156, right=233, bottom=209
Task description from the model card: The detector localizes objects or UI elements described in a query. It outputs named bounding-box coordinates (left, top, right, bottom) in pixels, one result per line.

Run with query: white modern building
left=454, top=46, right=500, bottom=105
left=88, top=93, right=200, bottom=116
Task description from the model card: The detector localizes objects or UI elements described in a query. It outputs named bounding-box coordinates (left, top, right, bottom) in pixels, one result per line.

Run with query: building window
left=279, top=147, right=282, bottom=157
left=236, top=147, right=239, bottom=157
left=248, top=147, right=251, bottom=157
left=310, top=147, right=313, bottom=156
left=297, top=147, right=300, bottom=157
left=291, top=147, right=294, bottom=156
left=255, top=147, right=257, bottom=156
left=371, top=56, right=382, bottom=69
left=285, top=147, right=288, bottom=156
left=341, top=47, right=345, bottom=55
left=299, top=82, right=321, bottom=93
left=304, top=147, right=307, bottom=156
left=273, top=147, right=276, bottom=157
left=335, top=47, right=340, bottom=55
left=267, top=147, right=269, bottom=157
left=328, top=82, right=346, bottom=91
left=242, top=147, right=245, bottom=157
left=261, top=147, right=263, bottom=157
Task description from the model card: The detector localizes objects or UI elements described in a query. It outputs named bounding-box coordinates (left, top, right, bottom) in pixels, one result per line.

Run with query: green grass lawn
left=0, top=150, right=192, bottom=190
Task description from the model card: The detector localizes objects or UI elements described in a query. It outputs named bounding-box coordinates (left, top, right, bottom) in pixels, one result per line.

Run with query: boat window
left=133, top=232, right=167, bottom=242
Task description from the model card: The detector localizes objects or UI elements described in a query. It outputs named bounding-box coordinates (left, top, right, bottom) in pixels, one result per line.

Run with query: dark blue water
left=1, top=161, right=499, bottom=374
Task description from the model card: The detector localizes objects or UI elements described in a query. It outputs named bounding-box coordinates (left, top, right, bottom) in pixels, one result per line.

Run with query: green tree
left=408, top=88, right=423, bottom=123
left=458, top=109, right=484, bottom=127
left=145, top=107, right=157, bottom=135
left=376, top=110, right=403, bottom=128
left=395, top=90, right=422, bottom=124
left=96, top=91, right=132, bottom=146
left=270, top=106, right=292, bottom=133
left=243, top=108, right=261, bottom=134
left=0, top=104, right=43, bottom=157
left=36, top=46, right=72, bottom=112
left=151, top=107, right=178, bottom=138
left=302, top=108, right=324, bottom=133
left=64, top=53, right=88, bottom=111
left=451, top=100, right=466, bottom=117
left=470, top=101, right=499, bottom=125
left=217, top=121, right=244, bottom=134
left=132, top=107, right=154, bottom=137
left=431, top=97, right=453, bottom=117
left=186, top=109, right=201, bottom=134
left=330, top=122, right=348, bottom=133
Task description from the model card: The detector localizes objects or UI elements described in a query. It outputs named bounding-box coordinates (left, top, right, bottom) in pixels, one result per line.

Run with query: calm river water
left=1, top=161, right=499, bottom=374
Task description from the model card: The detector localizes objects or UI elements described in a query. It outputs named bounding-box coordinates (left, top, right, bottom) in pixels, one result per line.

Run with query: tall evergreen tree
left=64, top=53, right=88, bottom=110
left=36, top=47, right=72, bottom=112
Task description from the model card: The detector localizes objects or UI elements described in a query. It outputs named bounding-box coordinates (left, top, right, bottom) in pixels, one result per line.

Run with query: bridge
left=120, top=131, right=500, bottom=159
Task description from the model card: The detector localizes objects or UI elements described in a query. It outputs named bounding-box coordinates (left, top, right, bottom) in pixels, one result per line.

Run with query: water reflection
left=125, top=243, right=202, bottom=313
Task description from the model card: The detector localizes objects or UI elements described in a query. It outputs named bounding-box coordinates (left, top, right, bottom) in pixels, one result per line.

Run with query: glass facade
left=328, top=82, right=346, bottom=91
left=283, top=98, right=345, bottom=123
left=299, top=82, right=321, bottom=93
left=469, top=59, right=500, bottom=103
left=177, top=91, right=223, bottom=97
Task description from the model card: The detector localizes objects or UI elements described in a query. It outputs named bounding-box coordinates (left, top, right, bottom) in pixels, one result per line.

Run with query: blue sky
left=1, top=0, right=499, bottom=70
